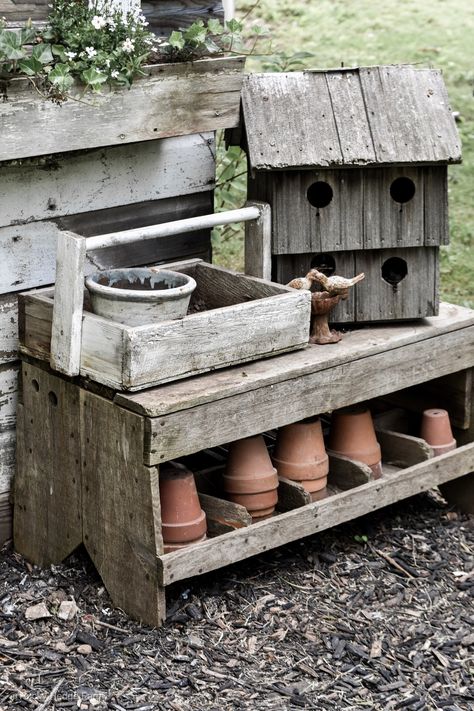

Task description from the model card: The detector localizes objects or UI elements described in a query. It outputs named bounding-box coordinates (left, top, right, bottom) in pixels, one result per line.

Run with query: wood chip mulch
left=0, top=490, right=473, bottom=710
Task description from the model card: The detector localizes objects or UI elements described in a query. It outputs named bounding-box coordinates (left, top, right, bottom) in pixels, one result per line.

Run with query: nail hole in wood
left=48, top=391, right=58, bottom=406
left=32, top=379, right=39, bottom=392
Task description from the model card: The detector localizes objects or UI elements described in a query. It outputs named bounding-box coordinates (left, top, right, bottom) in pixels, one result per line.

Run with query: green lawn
left=213, top=0, right=473, bottom=307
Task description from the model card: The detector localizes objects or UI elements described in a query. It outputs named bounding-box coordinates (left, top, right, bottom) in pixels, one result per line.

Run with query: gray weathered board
left=0, top=56, right=244, bottom=162
left=273, top=247, right=439, bottom=323
left=239, top=67, right=461, bottom=171
left=248, top=167, right=449, bottom=254
left=3, top=0, right=224, bottom=32
left=109, top=303, right=474, bottom=463
left=19, top=261, right=311, bottom=390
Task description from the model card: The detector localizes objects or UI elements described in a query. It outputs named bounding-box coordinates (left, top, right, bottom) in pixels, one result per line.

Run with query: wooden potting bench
left=14, top=300, right=474, bottom=626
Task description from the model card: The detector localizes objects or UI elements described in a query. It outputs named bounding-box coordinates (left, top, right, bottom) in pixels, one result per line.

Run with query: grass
left=213, top=0, right=474, bottom=307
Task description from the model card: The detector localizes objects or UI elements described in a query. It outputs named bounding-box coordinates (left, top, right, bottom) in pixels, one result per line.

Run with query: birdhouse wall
left=274, top=247, right=439, bottom=323
left=248, top=166, right=448, bottom=254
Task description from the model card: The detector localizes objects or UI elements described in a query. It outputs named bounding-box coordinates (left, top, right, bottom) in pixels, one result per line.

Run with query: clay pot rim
left=164, top=533, right=207, bottom=553
left=326, top=445, right=381, bottom=468
left=227, top=489, right=279, bottom=510
left=272, top=455, right=329, bottom=481
left=223, top=471, right=278, bottom=494
left=162, top=509, right=206, bottom=543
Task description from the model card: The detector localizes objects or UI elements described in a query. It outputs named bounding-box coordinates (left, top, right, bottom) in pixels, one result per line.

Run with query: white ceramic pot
left=85, top=268, right=197, bottom=326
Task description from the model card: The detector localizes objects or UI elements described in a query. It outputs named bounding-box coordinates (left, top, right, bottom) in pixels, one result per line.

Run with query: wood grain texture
left=0, top=363, right=19, bottom=432
left=142, top=0, right=224, bottom=36
left=277, top=477, right=311, bottom=511
left=0, top=134, right=215, bottom=228
left=244, top=200, right=272, bottom=280
left=81, top=391, right=166, bottom=626
left=0, top=294, right=19, bottom=364
left=0, top=0, right=48, bottom=22
left=0, top=428, right=16, bottom=495
left=327, top=452, right=373, bottom=490
left=198, top=493, right=252, bottom=536
left=14, top=366, right=82, bottom=566
left=384, top=369, right=472, bottom=430
left=0, top=57, right=244, bottom=162
left=240, top=67, right=461, bottom=171
left=50, top=232, right=86, bottom=376
left=0, top=491, right=12, bottom=547
left=143, top=324, right=474, bottom=463
left=158, top=442, right=474, bottom=585
left=375, top=428, right=433, bottom=468
left=355, top=247, right=438, bottom=322
left=117, top=303, right=474, bottom=419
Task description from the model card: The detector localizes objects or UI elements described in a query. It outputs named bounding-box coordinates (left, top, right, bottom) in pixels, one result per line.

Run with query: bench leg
left=14, top=364, right=82, bottom=566
left=81, top=391, right=166, bottom=627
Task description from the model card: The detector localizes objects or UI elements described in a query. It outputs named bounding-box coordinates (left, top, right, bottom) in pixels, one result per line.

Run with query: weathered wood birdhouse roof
left=239, top=65, right=461, bottom=171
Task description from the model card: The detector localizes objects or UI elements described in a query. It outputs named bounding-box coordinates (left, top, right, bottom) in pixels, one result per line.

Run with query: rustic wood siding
left=240, top=66, right=461, bottom=170
left=249, top=166, right=449, bottom=253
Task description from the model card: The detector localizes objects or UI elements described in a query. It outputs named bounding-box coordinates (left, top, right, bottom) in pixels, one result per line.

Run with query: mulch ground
left=0, top=490, right=473, bottom=711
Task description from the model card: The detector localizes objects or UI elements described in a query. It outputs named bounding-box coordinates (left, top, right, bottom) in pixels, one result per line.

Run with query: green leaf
left=81, top=66, right=108, bottom=89
left=184, top=21, right=207, bottom=46
left=168, top=31, right=185, bottom=50
left=225, top=18, right=243, bottom=33
left=48, top=62, right=74, bottom=92
left=0, top=31, right=27, bottom=60
left=18, top=56, right=43, bottom=76
left=32, top=43, right=54, bottom=64
left=51, top=44, right=67, bottom=61
left=207, top=19, right=224, bottom=35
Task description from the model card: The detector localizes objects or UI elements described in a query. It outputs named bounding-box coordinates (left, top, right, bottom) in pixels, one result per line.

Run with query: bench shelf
left=14, top=302, right=474, bottom=626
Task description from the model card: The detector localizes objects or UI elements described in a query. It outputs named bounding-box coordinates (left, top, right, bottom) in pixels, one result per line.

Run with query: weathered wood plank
left=277, top=477, right=311, bottom=511
left=142, top=0, right=224, bottom=36
left=0, top=193, right=214, bottom=296
left=327, top=452, right=373, bottom=490
left=0, top=294, right=19, bottom=364
left=0, top=491, right=12, bottom=547
left=50, top=232, right=86, bottom=376
left=198, top=493, right=252, bottom=535
left=0, top=134, right=215, bottom=228
left=375, top=428, right=433, bottom=468
left=423, top=166, right=449, bottom=246
left=117, top=303, right=474, bottom=418
left=244, top=201, right=272, bottom=280
left=0, top=57, right=244, bottom=162
left=384, top=369, right=472, bottom=430
left=14, top=366, right=82, bottom=565
left=0, top=363, right=19, bottom=432
left=0, top=428, right=16, bottom=495
left=363, top=167, right=424, bottom=250
left=158, top=442, right=474, bottom=585
left=0, top=0, right=48, bottom=22
left=143, top=324, right=474, bottom=463
left=355, top=247, right=438, bottom=322
left=81, top=391, right=166, bottom=626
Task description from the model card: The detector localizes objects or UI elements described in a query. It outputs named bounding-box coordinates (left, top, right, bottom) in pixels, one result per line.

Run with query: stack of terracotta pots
left=223, top=435, right=279, bottom=521
left=420, top=408, right=456, bottom=456
left=159, top=462, right=207, bottom=553
left=273, top=417, right=329, bottom=501
left=328, top=406, right=382, bottom=479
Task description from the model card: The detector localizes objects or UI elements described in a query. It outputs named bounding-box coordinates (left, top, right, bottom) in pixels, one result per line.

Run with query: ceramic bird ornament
left=286, top=269, right=366, bottom=346
left=310, top=269, right=365, bottom=296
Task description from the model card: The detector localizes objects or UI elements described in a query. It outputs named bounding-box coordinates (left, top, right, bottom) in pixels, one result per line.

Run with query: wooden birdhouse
left=232, top=65, right=462, bottom=322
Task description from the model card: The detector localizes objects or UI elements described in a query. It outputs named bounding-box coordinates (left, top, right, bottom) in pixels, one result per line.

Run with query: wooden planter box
left=0, top=56, right=245, bottom=162
left=19, top=260, right=311, bottom=391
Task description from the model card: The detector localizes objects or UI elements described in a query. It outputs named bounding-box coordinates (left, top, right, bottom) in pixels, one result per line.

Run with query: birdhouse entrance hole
left=307, top=181, right=333, bottom=209
left=311, top=253, right=336, bottom=276
left=382, top=257, right=408, bottom=287
left=390, top=177, right=416, bottom=204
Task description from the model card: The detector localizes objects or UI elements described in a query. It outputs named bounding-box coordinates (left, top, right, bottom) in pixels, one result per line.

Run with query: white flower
left=92, top=15, right=106, bottom=30
left=65, top=51, right=77, bottom=59
left=137, top=13, right=149, bottom=26
left=111, top=70, right=119, bottom=78
left=121, top=38, right=135, bottom=53
left=85, top=46, right=97, bottom=58
left=106, top=17, right=116, bottom=30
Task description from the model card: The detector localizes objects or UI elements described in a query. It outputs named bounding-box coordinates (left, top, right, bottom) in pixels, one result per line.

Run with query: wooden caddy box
left=14, top=303, right=474, bottom=626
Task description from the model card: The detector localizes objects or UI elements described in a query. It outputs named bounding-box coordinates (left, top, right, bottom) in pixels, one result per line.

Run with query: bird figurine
left=310, top=269, right=365, bottom=296
left=286, top=270, right=322, bottom=291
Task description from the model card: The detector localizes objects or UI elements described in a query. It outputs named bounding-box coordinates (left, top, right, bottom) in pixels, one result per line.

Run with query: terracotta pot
left=273, top=417, right=329, bottom=481
left=420, top=408, right=456, bottom=456
left=224, top=435, right=279, bottom=520
left=162, top=533, right=207, bottom=554
left=311, top=487, right=329, bottom=502
left=159, top=462, right=207, bottom=551
left=328, top=406, right=382, bottom=479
